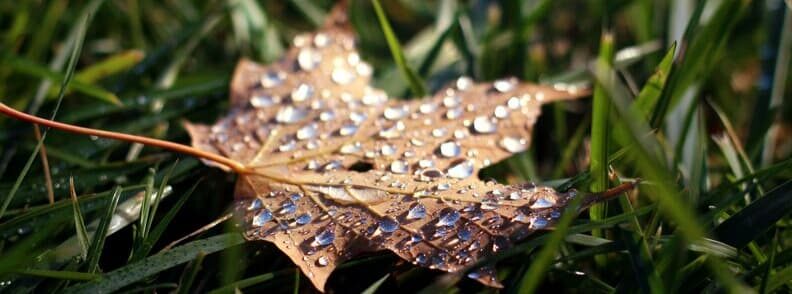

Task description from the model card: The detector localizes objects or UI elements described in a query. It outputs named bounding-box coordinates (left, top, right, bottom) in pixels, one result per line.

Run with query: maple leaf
left=0, top=4, right=635, bottom=292
left=181, top=5, right=601, bottom=291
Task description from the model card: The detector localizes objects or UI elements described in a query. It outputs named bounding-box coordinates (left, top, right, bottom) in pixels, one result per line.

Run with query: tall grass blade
left=85, top=186, right=122, bottom=273
left=372, top=0, right=428, bottom=97
left=64, top=233, right=245, bottom=293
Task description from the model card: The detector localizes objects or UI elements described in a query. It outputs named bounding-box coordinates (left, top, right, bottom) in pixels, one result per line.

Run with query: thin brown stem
left=33, top=125, right=55, bottom=205
left=0, top=103, right=250, bottom=174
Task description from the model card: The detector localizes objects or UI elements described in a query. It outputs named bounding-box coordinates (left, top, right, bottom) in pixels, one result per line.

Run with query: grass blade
left=69, top=177, right=90, bottom=259
left=372, top=0, right=427, bottom=97
left=85, top=186, right=122, bottom=273
left=64, top=233, right=245, bottom=293
left=517, top=195, right=583, bottom=293
left=713, top=181, right=792, bottom=248
left=0, top=2, right=99, bottom=219
left=588, top=32, right=615, bottom=264
left=175, top=252, right=205, bottom=294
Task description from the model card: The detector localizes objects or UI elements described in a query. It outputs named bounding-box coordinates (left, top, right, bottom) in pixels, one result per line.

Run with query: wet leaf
left=182, top=5, right=602, bottom=291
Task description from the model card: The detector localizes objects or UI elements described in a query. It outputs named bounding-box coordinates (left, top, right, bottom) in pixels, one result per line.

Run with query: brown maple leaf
left=181, top=5, right=596, bottom=291
left=0, top=4, right=635, bottom=292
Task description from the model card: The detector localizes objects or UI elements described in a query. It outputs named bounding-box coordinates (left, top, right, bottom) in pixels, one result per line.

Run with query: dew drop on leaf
left=312, top=228, right=335, bottom=247
left=406, top=204, right=427, bottom=220
left=252, top=209, right=273, bottom=227
left=499, top=136, right=527, bottom=153
left=472, top=116, right=497, bottom=134
left=378, top=218, right=399, bottom=233
left=296, top=213, right=313, bottom=225
left=439, top=141, right=461, bottom=158
left=447, top=160, right=474, bottom=179
left=436, top=209, right=461, bottom=227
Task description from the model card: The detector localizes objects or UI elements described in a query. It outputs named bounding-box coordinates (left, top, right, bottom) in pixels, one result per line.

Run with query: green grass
left=1, top=0, right=791, bottom=293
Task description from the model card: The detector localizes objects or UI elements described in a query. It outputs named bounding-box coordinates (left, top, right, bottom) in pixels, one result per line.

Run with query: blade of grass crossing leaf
left=589, top=32, right=614, bottom=266
left=362, top=274, right=390, bottom=294
left=85, top=186, right=122, bottom=273
left=70, top=177, right=90, bottom=259
left=64, top=233, right=246, bottom=293
left=0, top=2, right=99, bottom=219
left=372, top=0, right=427, bottom=97
left=175, top=252, right=205, bottom=294
left=517, top=195, right=583, bottom=293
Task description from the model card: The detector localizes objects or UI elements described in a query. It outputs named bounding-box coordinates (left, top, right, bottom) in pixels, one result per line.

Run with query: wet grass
left=1, top=0, right=791, bottom=293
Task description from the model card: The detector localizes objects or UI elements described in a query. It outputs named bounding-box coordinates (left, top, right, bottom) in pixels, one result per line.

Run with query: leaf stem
left=0, top=103, right=250, bottom=174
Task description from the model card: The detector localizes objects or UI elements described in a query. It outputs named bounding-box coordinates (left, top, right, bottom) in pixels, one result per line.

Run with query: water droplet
left=415, top=253, right=428, bottom=265
left=362, top=89, right=386, bottom=105
left=291, top=83, right=314, bottom=102
left=445, top=107, right=463, bottom=119
left=436, top=209, right=461, bottom=227
left=458, top=226, right=472, bottom=241
left=431, top=128, right=447, bottom=138
left=322, top=160, right=342, bottom=171
left=447, top=160, right=474, bottom=179
left=419, top=103, right=437, bottom=114
left=247, top=199, right=262, bottom=211
left=418, top=159, right=434, bottom=168
left=251, top=95, right=275, bottom=108
left=456, top=76, right=473, bottom=90
left=261, top=71, right=285, bottom=88
left=390, top=160, right=409, bottom=174
left=378, top=218, right=399, bottom=233
left=252, top=209, right=273, bottom=226
left=276, top=106, right=308, bottom=124
left=313, top=33, right=330, bottom=47
left=296, top=124, right=317, bottom=140
left=493, top=78, right=515, bottom=92
left=494, top=105, right=509, bottom=119
left=349, top=111, right=367, bottom=124
left=439, top=141, right=461, bottom=158
left=319, top=110, right=335, bottom=121
left=530, top=195, right=556, bottom=209
left=278, top=140, right=296, bottom=152
left=531, top=217, right=548, bottom=229
left=406, top=204, right=427, bottom=220
left=338, top=124, right=358, bottom=136
left=331, top=68, right=355, bottom=84
left=436, top=183, right=450, bottom=191
left=380, top=144, right=397, bottom=156
left=296, top=213, right=312, bottom=225
left=312, top=228, right=335, bottom=247
left=499, top=136, right=527, bottom=153
left=298, top=48, right=321, bottom=70
left=443, top=95, right=460, bottom=107
left=305, top=160, right=320, bottom=170
left=339, top=143, right=361, bottom=154
left=316, top=256, right=329, bottom=267
left=472, top=116, right=497, bottom=133
left=378, top=122, right=404, bottom=139
left=384, top=106, right=408, bottom=120
left=509, top=192, right=521, bottom=200
left=279, top=200, right=297, bottom=215
left=417, top=169, right=443, bottom=182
